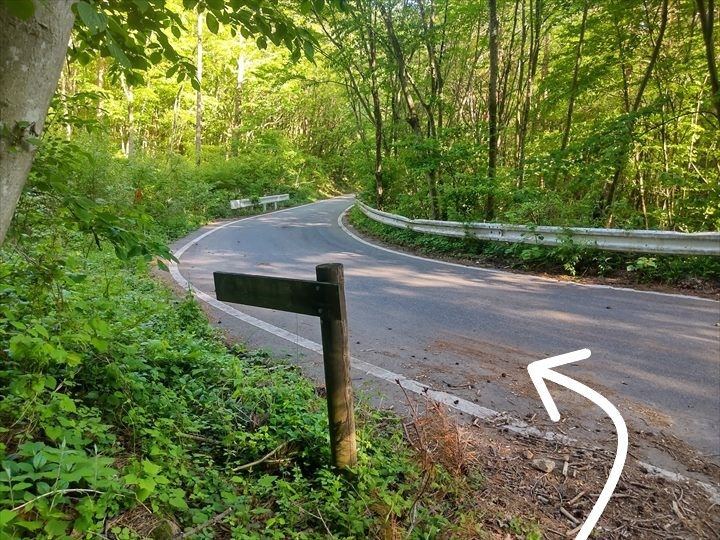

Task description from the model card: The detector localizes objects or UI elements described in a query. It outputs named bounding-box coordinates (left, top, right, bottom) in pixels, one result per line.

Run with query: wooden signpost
left=213, top=263, right=357, bottom=469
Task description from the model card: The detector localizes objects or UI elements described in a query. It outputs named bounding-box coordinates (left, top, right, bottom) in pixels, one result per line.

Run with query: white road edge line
left=337, top=206, right=718, bottom=303
left=169, top=197, right=720, bottom=504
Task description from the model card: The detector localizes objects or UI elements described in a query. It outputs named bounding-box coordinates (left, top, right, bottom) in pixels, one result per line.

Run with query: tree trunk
left=195, top=11, right=203, bottom=166
left=560, top=0, right=588, bottom=151
left=96, top=58, right=105, bottom=120
left=60, top=62, right=74, bottom=138
left=226, top=35, right=246, bottom=159
left=485, top=0, right=499, bottom=220
left=169, top=85, right=183, bottom=154
left=516, top=0, right=542, bottom=188
left=368, top=9, right=384, bottom=208
left=120, top=74, right=134, bottom=157
left=381, top=4, right=440, bottom=219
left=0, top=0, right=75, bottom=246
left=597, top=0, right=669, bottom=222
left=695, top=0, right=720, bottom=122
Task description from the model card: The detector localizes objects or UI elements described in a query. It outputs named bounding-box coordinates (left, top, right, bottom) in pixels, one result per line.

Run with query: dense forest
left=29, top=0, right=719, bottom=235
left=0, top=0, right=718, bottom=538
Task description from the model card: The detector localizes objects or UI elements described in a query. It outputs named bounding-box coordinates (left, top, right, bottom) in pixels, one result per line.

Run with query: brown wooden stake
left=315, top=263, right=357, bottom=469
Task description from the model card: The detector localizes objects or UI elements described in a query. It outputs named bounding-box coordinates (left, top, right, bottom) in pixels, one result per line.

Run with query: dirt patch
left=622, top=401, right=674, bottom=429
left=405, top=398, right=720, bottom=539
left=637, top=431, right=720, bottom=484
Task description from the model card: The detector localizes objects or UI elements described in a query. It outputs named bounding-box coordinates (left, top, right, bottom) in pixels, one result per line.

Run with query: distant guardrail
left=230, top=193, right=290, bottom=211
left=356, top=200, right=720, bottom=256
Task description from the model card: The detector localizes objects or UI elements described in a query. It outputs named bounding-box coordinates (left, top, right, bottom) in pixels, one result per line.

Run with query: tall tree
left=695, top=0, right=719, bottom=122
left=485, top=0, right=499, bottom=220
left=0, top=0, right=75, bottom=246
left=195, top=10, right=203, bottom=166
left=560, top=0, right=589, bottom=151
left=381, top=1, right=441, bottom=218
left=597, top=0, right=669, bottom=223
left=0, top=0, right=322, bottom=247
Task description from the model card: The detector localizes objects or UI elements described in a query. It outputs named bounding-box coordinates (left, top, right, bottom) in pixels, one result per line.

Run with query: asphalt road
left=174, top=197, right=720, bottom=465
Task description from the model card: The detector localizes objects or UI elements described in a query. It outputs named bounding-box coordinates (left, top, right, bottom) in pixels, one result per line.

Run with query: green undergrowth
left=349, top=207, right=720, bottom=286
left=26, top=132, right=338, bottom=245
left=0, top=225, right=529, bottom=539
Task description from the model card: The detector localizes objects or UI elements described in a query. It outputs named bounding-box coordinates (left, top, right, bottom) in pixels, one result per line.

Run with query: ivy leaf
left=2, top=0, right=35, bottom=20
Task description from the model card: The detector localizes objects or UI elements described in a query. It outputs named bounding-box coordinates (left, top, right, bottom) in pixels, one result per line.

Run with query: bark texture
left=0, top=0, right=75, bottom=246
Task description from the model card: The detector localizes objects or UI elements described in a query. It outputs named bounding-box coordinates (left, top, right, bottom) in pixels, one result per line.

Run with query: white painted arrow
left=527, top=349, right=628, bottom=540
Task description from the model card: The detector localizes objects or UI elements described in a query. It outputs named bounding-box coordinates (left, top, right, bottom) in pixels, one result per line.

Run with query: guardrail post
left=315, top=263, right=357, bottom=469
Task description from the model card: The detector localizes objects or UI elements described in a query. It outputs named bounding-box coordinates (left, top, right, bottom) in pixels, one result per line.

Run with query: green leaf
left=106, top=34, right=132, bottom=68
left=0, top=509, right=17, bottom=527
left=44, top=519, right=68, bottom=536
left=2, top=0, right=35, bottom=20
left=132, top=0, right=149, bottom=13
left=142, top=460, right=161, bottom=475
left=32, top=452, right=48, bottom=470
left=303, top=40, right=314, bottom=62
left=206, top=12, right=219, bottom=34
left=76, top=1, right=107, bottom=34
left=299, top=0, right=312, bottom=15
left=16, top=520, right=43, bottom=531
left=57, top=395, right=77, bottom=413
left=136, top=477, right=156, bottom=500
left=168, top=489, right=188, bottom=510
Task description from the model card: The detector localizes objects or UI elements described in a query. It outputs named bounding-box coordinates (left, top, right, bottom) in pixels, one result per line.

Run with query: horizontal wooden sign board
left=213, top=271, right=341, bottom=319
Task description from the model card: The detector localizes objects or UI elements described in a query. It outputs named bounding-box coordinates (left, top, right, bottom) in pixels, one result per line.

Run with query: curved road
left=174, top=197, right=720, bottom=467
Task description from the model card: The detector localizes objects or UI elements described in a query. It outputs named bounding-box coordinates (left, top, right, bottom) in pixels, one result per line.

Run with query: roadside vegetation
left=0, top=132, right=516, bottom=538
left=0, top=214, right=492, bottom=538
left=349, top=207, right=720, bottom=290
left=1, top=0, right=718, bottom=538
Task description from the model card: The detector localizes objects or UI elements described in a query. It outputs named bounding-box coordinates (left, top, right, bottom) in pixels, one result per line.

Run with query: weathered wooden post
left=213, top=263, right=357, bottom=470
left=315, top=263, right=357, bottom=469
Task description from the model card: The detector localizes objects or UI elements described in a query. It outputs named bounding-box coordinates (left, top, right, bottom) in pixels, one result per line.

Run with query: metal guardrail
left=356, top=200, right=720, bottom=256
left=230, top=193, right=290, bottom=210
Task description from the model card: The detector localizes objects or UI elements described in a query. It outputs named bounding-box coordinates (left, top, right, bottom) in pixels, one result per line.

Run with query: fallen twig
left=232, top=442, right=288, bottom=472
